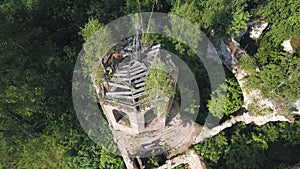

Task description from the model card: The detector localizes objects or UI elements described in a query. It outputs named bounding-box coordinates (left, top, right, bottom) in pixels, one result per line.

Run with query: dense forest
left=1, top=0, right=299, bottom=169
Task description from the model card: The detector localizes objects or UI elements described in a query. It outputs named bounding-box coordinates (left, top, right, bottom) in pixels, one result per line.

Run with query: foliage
left=207, top=78, right=243, bottom=119
left=144, top=57, right=175, bottom=115
left=177, top=85, right=200, bottom=115
left=99, top=149, right=125, bottom=169
left=0, top=0, right=123, bottom=168
left=243, top=51, right=300, bottom=106
left=145, top=154, right=167, bottom=168
left=228, top=9, right=250, bottom=35
left=238, top=54, right=257, bottom=75
left=171, top=0, right=250, bottom=38
left=70, top=138, right=102, bottom=168
left=194, top=132, right=228, bottom=163
left=254, top=0, right=300, bottom=48
left=194, top=121, right=300, bottom=169
left=125, top=0, right=173, bottom=13
left=173, top=164, right=189, bottom=169
left=258, top=53, right=299, bottom=101
left=16, top=134, right=70, bottom=169
left=79, top=18, right=103, bottom=42
left=233, top=0, right=300, bottom=117
left=79, top=18, right=113, bottom=80
left=87, top=0, right=126, bottom=24
left=147, top=155, right=161, bottom=168
left=223, top=127, right=268, bottom=169
left=1, top=0, right=300, bottom=168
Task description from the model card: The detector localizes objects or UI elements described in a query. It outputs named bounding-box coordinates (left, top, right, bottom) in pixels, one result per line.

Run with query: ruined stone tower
left=92, top=30, right=201, bottom=168
left=99, top=40, right=178, bottom=135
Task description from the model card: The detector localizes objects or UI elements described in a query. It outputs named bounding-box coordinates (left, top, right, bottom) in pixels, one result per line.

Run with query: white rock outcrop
left=157, top=150, right=208, bottom=169
left=281, top=39, right=294, bottom=53
left=193, top=113, right=290, bottom=144
left=193, top=35, right=297, bottom=146
left=292, top=99, right=300, bottom=115
left=250, top=22, right=268, bottom=39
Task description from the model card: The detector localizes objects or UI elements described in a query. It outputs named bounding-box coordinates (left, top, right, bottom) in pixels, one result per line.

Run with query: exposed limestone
left=217, top=34, right=296, bottom=117
left=156, top=150, right=208, bottom=169
left=232, top=66, right=277, bottom=114
left=112, top=113, right=201, bottom=160
left=250, top=22, right=268, bottom=39
left=217, top=38, right=246, bottom=70
left=156, top=27, right=298, bottom=169
left=218, top=40, right=233, bottom=66
left=292, top=99, right=300, bottom=115
left=195, top=35, right=296, bottom=147
left=95, top=28, right=298, bottom=169
left=216, top=37, right=276, bottom=115
left=193, top=113, right=290, bottom=144
left=282, top=38, right=294, bottom=53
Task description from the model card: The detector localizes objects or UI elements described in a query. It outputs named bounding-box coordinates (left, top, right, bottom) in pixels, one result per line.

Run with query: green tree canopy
left=207, top=78, right=243, bottom=119
left=144, top=57, right=175, bottom=114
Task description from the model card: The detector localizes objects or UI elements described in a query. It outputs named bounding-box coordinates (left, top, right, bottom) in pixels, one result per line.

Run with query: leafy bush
left=207, top=78, right=243, bottom=119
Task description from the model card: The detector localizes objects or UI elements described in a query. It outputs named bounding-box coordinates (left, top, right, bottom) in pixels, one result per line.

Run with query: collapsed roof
left=100, top=38, right=178, bottom=112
